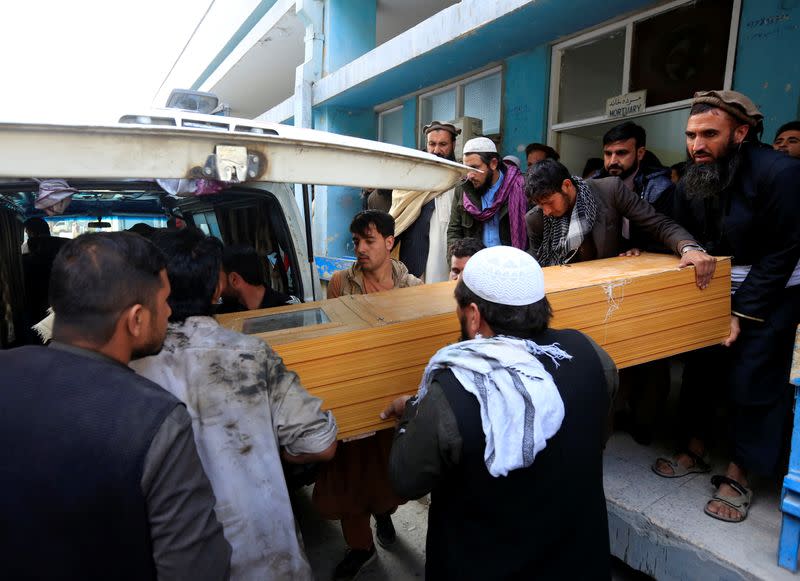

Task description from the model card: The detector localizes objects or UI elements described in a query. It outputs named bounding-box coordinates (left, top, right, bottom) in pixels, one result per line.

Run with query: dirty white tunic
left=131, top=316, right=337, bottom=581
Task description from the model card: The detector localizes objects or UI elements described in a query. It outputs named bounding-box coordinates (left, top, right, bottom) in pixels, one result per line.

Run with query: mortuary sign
left=606, top=90, right=647, bottom=119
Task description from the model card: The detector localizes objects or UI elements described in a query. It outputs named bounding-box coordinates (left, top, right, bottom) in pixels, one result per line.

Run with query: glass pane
left=421, top=88, right=457, bottom=126
left=379, top=108, right=404, bottom=146
left=464, top=73, right=502, bottom=134
left=204, top=211, right=221, bottom=239
left=558, top=30, right=625, bottom=123
left=241, top=308, right=331, bottom=334
left=630, top=0, right=733, bottom=107
left=554, top=108, right=691, bottom=178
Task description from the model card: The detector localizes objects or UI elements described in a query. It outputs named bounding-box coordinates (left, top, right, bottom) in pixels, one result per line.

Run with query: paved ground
left=293, top=485, right=650, bottom=580
left=291, top=362, right=794, bottom=580
left=294, top=488, right=428, bottom=580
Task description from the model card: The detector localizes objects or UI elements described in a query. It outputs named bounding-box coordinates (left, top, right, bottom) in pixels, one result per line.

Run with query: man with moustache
left=652, top=91, right=800, bottom=524
left=525, top=142, right=560, bottom=166
left=524, top=159, right=715, bottom=291
left=327, top=210, right=422, bottom=298
left=592, top=121, right=675, bottom=248
left=318, top=210, right=420, bottom=579
left=448, top=237, right=484, bottom=281
left=217, top=244, right=300, bottom=313
left=0, top=232, right=231, bottom=580
left=389, top=121, right=462, bottom=282
left=589, top=121, right=676, bottom=444
left=447, top=137, right=529, bottom=251
left=773, top=120, right=800, bottom=158
left=382, top=246, right=617, bottom=579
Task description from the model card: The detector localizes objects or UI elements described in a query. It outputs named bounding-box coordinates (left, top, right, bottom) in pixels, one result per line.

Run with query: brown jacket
left=526, top=177, right=694, bottom=263
left=327, top=259, right=422, bottom=298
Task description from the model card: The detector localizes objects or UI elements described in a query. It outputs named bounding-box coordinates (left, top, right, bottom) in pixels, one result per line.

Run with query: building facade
left=159, top=0, right=800, bottom=260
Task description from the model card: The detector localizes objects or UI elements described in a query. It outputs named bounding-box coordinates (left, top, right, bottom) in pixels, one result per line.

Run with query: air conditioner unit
left=451, top=116, right=483, bottom=161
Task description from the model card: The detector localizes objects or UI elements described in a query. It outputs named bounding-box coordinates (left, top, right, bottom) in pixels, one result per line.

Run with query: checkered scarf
left=536, top=177, right=598, bottom=266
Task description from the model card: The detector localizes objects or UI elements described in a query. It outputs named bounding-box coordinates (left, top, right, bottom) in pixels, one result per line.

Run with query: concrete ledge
left=605, top=434, right=795, bottom=580
left=257, top=95, right=295, bottom=124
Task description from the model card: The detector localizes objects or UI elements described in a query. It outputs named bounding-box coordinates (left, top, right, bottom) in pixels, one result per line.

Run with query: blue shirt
left=481, top=170, right=505, bottom=248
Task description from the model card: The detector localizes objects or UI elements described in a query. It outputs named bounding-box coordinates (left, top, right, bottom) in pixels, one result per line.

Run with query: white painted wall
left=153, top=0, right=263, bottom=107
left=376, top=0, right=458, bottom=45
left=207, top=2, right=304, bottom=118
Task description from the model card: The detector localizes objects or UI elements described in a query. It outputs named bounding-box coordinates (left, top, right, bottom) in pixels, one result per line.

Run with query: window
left=464, top=74, right=502, bottom=134
left=210, top=191, right=303, bottom=298
left=190, top=211, right=221, bottom=238
left=419, top=68, right=502, bottom=144
left=548, top=0, right=740, bottom=175
left=421, top=88, right=457, bottom=128
left=557, top=30, right=626, bottom=123
left=378, top=106, right=404, bottom=146
left=550, top=0, right=738, bottom=129
left=629, top=0, right=734, bottom=107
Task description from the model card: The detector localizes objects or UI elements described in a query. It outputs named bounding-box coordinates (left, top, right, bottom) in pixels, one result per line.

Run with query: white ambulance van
left=0, top=112, right=466, bottom=347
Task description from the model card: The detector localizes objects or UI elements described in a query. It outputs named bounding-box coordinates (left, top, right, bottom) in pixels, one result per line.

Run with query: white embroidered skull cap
left=462, top=137, right=497, bottom=155
left=462, top=246, right=545, bottom=306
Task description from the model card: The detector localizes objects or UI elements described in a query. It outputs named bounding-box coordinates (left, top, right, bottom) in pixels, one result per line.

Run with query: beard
left=131, top=330, right=166, bottom=360
left=433, top=150, right=456, bottom=162
left=458, top=312, right=471, bottom=342
left=462, top=171, right=495, bottom=197
left=683, top=138, right=742, bottom=200
left=607, top=158, right=639, bottom=181
left=131, top=342, right=164, bottom=360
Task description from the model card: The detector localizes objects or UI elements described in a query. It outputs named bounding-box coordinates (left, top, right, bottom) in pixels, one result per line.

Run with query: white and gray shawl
left=417, top=335, right=571, bottom=477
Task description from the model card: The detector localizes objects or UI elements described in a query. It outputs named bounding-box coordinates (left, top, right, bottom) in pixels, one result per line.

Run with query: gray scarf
left=536, top=177, right=598, bottom=266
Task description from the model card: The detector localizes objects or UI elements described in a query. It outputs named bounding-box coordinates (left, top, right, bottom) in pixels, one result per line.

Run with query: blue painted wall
left=501, top=44, right=551, bottom=167
left=313, top=105, right=376, bottom=258
left=320, top=0, right=653, bottom=109
left=324, top=0, right=377, bottom=74
left=309, top=0, right=800, bottom=258
left=733, top=0, right=800, bottom=140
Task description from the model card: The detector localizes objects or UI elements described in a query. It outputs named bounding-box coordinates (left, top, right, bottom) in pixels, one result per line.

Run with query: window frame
left=377, top=104, right=404, bottom=145
left=416, top=65, right=504, bottom=147
left=547, top=0, right=742, bottom=141
left=374, top=64, right=504, bottom=149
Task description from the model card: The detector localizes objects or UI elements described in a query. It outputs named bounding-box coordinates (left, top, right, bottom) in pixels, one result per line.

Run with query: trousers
left=680, top=285, right=799, bottom=475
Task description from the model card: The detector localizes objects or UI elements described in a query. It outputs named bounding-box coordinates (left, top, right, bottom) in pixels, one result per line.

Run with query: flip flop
left=651, top=449, right=711, bottom=478
left=704, top=475, right=752, bottom=523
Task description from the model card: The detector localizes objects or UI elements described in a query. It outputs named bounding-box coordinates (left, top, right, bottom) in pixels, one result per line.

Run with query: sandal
left=651, top=449, right=711, bottom=478
left=704, top=475, right=752, bottom=523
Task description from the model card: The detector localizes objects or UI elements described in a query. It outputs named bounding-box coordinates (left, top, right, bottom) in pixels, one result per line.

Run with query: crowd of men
left=0, top=88, right=798, bottom=580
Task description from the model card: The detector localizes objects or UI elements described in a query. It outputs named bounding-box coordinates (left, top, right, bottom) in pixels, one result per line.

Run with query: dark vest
left=0, top=345, right=179, bottom=580
left=426, top=329, right=611, bottom=581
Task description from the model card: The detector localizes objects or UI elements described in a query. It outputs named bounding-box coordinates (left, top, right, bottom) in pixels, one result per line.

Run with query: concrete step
left=605, top=433, right=794, bottom=580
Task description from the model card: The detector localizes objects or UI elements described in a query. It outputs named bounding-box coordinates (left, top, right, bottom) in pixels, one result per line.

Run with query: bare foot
left=705, top=462, right=749, bottom=522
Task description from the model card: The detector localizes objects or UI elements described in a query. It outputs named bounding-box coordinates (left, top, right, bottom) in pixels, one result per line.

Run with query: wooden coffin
left=217, top=253, right=731, bottom=439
